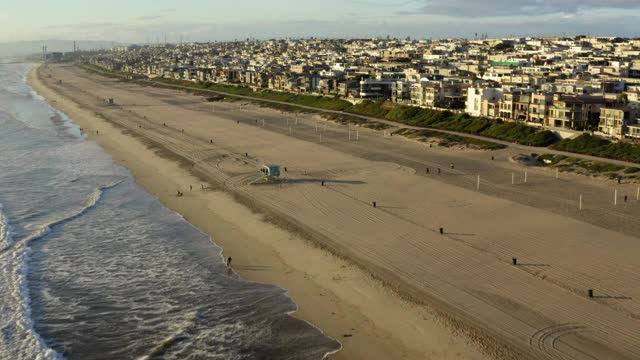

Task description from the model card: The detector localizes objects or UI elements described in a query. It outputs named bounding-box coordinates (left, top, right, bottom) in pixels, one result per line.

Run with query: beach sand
left=29, top=67, right=488, bottom=359
left=30, top=64, right=640, bottom=360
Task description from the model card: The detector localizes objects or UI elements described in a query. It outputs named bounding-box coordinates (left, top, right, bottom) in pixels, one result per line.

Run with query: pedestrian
left=437, top=168, right=441, bottom=174
left=227, top=257, right=232, bottom=268
left=491, top=156, right=494, bottom=161
left=439, top=227, right=444, bottom=235
left=624, top=195, right=628, bottom=202
left=450, top=162, right=454, bottom=170
left=190, top=185, right=193, bottom=191
left=426, top=167, right=430, bottom=174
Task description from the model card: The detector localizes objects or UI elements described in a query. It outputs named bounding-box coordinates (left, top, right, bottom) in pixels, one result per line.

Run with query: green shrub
left=582, top=162, right=624, bottom=173
left=552, top=134, right=640, bottom=164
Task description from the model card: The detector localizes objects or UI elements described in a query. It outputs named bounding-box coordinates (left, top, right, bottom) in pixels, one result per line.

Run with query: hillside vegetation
left=552, top=134, right=640, bottom=164
left=349, top=101, right=558, bottom=147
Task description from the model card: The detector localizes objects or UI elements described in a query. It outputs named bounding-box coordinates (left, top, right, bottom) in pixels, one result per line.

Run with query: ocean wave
left=0, top=247, right=62, bottom=360
left=0, top=179, right=123, bottom=259
left=136, top=311, right=200, bottom=360
left=0, top=180, right=123, bottom=360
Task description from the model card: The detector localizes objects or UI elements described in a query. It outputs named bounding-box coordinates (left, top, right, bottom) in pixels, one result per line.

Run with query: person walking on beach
left=225, top=257, right=233, bottom=275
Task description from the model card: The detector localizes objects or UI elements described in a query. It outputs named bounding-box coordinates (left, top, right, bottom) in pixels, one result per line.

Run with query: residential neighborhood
left=87, top=36, right=640, bottom=140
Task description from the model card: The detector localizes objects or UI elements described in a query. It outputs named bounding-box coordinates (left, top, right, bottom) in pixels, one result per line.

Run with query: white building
left=466, top=87, right=503, bottom=117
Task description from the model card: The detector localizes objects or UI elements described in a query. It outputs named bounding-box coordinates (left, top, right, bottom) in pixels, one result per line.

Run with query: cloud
left=409, top=0, right=640, bottom=17
left=44, top=22, right=120, bottom=30
left=135, top=15, right=165, bottom=21
left=25, top=10, right=640, bottom=43
left=350, top=0, right=422, bottom=7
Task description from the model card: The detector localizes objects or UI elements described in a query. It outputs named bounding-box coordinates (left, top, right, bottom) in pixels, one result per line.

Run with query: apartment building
left=514, top=93, right=532, bottom=121
left=391, top=80, right=410, bottom=103
left=549, top=95, right=614, bottom=130
left=627, top=123, right=640, bottom=139
left=498, top=91, right=517, bottom=120
left=528, top=93, right=553, bottom=126
left=466, top=87, right=503, bottom=117
left=599, top=108, right=633, bottom=138
left=360, top=79, right=394, bottom=99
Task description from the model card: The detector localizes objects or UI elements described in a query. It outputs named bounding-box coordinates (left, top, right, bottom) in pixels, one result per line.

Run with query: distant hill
left=0, top=40, right=127, bottom=58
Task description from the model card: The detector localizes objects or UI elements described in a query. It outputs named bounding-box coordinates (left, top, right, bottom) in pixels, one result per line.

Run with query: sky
left=0, top=0, right=639, bottom=43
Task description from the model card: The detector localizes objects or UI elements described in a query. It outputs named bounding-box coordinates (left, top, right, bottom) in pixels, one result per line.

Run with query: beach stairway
left=247, top=173, right=268, bottom=185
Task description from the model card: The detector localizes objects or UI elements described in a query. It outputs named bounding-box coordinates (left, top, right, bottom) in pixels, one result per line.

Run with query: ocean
left=0, top=63, right=340, bottom=360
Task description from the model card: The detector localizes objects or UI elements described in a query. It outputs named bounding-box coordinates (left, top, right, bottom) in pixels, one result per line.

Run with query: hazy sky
left=1, top=0, right=639, bottom=43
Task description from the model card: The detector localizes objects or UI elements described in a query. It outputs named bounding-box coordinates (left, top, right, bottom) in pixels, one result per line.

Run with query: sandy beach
left=30, top=64, right=640, bottom=360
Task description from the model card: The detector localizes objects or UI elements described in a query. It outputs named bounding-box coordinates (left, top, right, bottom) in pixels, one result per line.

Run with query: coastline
left=30, top=62, right=640, bottom=360
left=28, top=64, right=490, bottom=359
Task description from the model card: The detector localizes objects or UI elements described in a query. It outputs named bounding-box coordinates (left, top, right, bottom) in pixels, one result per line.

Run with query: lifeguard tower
left=249, top=164, right=281, bottom=184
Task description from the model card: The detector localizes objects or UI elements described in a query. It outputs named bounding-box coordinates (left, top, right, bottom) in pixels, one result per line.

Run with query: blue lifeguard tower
left=249, top=164, right=281, bottom=184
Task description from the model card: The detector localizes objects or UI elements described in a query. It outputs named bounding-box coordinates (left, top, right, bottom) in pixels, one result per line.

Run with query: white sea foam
left=1, top=180, right=122, bottom=259
left=0, top=223, right=61, bottom=360
left=0, top=204, right=12, bottom=249
left=0, top=181, right=122, bottom=360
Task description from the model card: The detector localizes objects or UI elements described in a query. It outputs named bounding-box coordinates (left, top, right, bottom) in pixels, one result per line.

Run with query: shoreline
left=28, top=65, right=491, bottom=359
